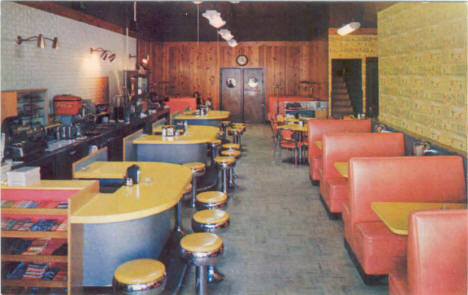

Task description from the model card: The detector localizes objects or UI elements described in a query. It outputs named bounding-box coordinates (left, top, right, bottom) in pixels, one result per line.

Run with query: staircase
left=331, top=76, right=354, bottom=118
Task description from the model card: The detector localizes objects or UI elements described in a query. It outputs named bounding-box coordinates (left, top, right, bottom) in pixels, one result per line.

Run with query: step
left=332, top=83, right=347, bottom=89
left=332, top=100, right=352, bottom=107
left=332, top=106, right=353, bottom=113
left=332, top=93, right=350, bottom=100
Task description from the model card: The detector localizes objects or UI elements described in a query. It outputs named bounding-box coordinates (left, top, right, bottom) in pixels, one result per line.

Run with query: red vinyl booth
left=307, top=119, right=371, bottom=184
left=267, top=96, right=315, bottom=121
left=389, top=209, right=467, bottom=295
left=342, top=156, right=466, bottom=282
left=319, top=132, right=405, bottom=216
left=166, top=97, right=197, bottom=114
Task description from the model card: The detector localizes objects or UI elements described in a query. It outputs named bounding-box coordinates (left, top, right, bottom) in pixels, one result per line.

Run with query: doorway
left=220, top=67, right=265, bottom=123
left=366, top=57, right=379, bottom=118
left=331, top=59, right=362, bottom=116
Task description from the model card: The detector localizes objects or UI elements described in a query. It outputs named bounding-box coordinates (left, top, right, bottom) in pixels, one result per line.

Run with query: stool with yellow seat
left=209, top=139, right=222, bottom=167
left=227, top=127, right=242, bottom=145
left=183, top=162, right=206, bottom=208
left=196, top=191, right=228, bottom=210
left=220, top=149, right=241, bottom=158
left=113, top=258, right=166, bottom=294
left=220, top=121, right=231, bottom=140
left=221, top=143, right=240, bottom=151
left=191, top=209, right=230, bottom=284
left=214, top=156, right=236, bottom=194
left=180, top=233, right=223, bottom=295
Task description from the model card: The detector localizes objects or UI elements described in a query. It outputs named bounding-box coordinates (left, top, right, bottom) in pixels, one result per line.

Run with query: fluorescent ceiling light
left=337, top=22, right=360, bottom=36
left=218, top=29, right=234, bottom=41
left=227, top=39, right=238, bottom=47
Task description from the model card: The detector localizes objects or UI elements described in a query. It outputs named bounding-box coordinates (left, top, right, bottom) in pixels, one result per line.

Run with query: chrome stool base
left=207, top=265, right=224, bottom=284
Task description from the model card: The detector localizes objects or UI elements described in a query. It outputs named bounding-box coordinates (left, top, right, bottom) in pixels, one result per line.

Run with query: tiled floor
left=178, top=124, right=388, bottom=295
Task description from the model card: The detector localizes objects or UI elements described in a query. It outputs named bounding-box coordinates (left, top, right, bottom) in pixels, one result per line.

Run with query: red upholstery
left=167, top=97, right=197, bottom=114
left=319, top=133, right=404, bottom=213
left=307, top=119, right=371, bottom=181
left=388, top=259, right=408, bottom=295
left=389, top=209, right=468, bottom=295
left=346, top=156, right=466, bottom=276
left=267, top=96, right=315, bottom=121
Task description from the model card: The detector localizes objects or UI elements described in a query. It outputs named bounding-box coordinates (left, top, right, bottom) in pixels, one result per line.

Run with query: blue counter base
left=82, top=211, right=171, bottom=286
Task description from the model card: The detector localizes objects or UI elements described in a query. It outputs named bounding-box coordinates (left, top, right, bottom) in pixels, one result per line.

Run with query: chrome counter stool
left=214, top=156, right=236, bottom=194
left=191, top=209, right=230, bottom=283
left=183, top=162, right=206, bottom=208
left=180, top=233, right=223, bottom=295
left=196, top=191, right=228, bottom=210
left=113, top=259, right=166, bottom=295
left=209, top=139, right=222, bottom=167
left=221, top=143, right=240, bottom=151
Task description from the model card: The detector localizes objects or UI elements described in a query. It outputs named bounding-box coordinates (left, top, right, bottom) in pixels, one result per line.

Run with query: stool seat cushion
left=183, top=162, right=206, bottom=172
left=222, top=120, right=231, bottom=125
left=222, top=143, right=240, bottom=150
left=197, top=191, right=227, bottom=203
left=193, top=209, right=229, bottom=224
left=181, top=232, right=223, bottom=253
left=221, top=150, right=241, bottom=157
left=114, top=259, right=165, bottom=285
left=214, top=156, right=236, bottom=165
left=211, top=139, right=222, bottom=145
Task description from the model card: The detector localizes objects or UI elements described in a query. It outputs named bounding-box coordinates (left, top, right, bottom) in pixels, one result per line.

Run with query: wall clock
left=236, top=55, right=248, bottom=66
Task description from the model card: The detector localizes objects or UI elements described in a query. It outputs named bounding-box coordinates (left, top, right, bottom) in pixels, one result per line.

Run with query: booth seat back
left=307, top=119, right=371, bottom=160
left=167, top=97, right=197, bottom=114
left=408, top=209, right=467, bottom=295
left=349, top=156, right=466, bottom=228
left=267, top=96, right=315, bottom=121
left=322, top=132, right=404, bottom=180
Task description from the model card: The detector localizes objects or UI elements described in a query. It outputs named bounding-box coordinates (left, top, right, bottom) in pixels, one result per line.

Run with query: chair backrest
left=279, top=129, right=294, bottom=141
left=408, top=209, right=467, bottom=295
left=348, top=156, right=466, bottom=226
left=307, top=119, right=371, bottom=158
left=322, top=133, right=405, bottom=179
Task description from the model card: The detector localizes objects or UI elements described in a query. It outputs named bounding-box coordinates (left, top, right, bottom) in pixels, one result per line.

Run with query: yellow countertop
left=371, top=202, right=466, bottom=235
left=1, top=180, right=97, bottom=190
left=133, top=125, right=220, bottom=145
left=277, top=124, right=307, bottom=132
left=334, top=162, right=348, bottom=178
left=175, top=110, right=230, bottom=120
left=71, top=161, right=192, bottom=224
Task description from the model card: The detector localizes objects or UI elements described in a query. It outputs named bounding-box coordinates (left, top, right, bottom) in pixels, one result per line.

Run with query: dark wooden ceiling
left=56, top=1, right=392, bottom=42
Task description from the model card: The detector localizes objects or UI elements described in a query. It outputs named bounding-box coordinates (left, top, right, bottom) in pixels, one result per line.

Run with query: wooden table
left=334, top=161, right=348, bottom=178
left=371, top=202, right=466, bottom=235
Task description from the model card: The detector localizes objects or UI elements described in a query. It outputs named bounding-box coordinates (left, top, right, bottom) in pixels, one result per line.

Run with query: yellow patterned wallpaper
left=328, top=32, right=378, bottom=114
left=378, top=3, right=467, bottom=154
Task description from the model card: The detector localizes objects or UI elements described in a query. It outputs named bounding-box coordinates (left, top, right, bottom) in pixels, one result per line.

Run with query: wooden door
left=220, top=68, right=243, bottom=122
left=243, top=68, right=265, bottom=123
left=366, top=57, right=379, bottom=118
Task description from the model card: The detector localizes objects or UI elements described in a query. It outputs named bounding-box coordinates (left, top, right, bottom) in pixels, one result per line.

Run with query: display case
left=1, top=89, right=48, bottom=128
left=123, top=71, right=148, bottom=97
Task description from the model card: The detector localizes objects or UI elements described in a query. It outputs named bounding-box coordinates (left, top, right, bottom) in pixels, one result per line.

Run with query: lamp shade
left=337, top=22, right=360, bottom=36
left=52, top=37, right=59, bottom=49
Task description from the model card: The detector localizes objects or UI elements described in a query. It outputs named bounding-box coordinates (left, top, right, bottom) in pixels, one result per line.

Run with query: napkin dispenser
left=125, top=164, right=141, bottom=185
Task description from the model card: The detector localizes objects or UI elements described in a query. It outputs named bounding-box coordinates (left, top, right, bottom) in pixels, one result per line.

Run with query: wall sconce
left=202, top=10, right=226, bottom=29
left=16, top=34, right=59, bottom=49
left=91, top=47, right=116, bottom=62
left=337, top=22, right=361, bottom=36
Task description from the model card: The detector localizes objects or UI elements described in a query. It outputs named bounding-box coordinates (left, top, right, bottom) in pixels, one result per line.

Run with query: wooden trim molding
left=328, top=28, right=377, bottom=35
left=18, top=2, right=136, bottom=37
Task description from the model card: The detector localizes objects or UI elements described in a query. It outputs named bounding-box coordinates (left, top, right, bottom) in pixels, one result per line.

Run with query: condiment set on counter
left=161, top=121, right=187, bottom=137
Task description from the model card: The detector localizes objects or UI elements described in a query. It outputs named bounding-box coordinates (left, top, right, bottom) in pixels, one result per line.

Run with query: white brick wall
left=1, top=2, right=137, bottom=110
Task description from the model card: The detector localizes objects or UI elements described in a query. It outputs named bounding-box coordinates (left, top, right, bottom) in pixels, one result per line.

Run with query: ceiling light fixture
left=16, top=34, right=59, bottom=49
left=337, top=22, right=360, bottom=36
left=227, top=39, right=238, bottom=47
left=91, top=47, right=116, bottom=62
left=202, top=10, right=226, bottom=29
left=218, top=29, right=234, bottom=41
